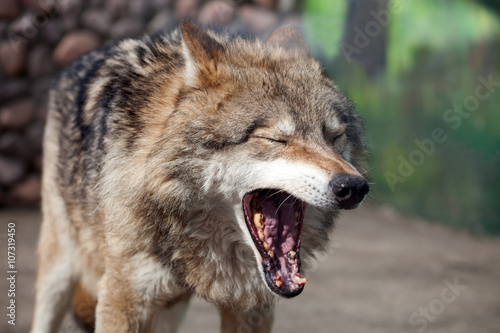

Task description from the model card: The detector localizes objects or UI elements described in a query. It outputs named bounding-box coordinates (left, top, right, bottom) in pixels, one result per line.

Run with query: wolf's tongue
left=259, top=193, right=307, bottom=294
left=261, top=199, right=296, bottom=256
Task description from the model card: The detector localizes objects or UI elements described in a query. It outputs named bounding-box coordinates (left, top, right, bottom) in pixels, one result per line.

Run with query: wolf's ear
left=266, top=25, right=310, bottom=56
left=181, top=21, right=224, bottom=87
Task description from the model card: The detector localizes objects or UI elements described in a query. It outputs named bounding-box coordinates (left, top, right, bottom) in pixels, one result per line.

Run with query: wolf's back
left=46, top=46, right=114, bottom=203
left=46, top=32, right=185, bottom=206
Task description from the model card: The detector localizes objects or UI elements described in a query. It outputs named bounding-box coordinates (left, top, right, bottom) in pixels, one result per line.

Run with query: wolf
left=31, top=21, right=369, bottom=333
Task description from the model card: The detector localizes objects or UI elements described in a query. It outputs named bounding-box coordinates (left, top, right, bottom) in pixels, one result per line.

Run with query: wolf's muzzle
left=330, top=174, right=369, bottom=209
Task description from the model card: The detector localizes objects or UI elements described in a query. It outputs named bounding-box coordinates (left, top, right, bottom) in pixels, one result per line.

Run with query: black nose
left=329, top=174, right=369, bottom=209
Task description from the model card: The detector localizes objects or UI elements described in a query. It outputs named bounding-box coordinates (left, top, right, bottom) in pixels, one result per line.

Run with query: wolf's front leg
left=31, top=216, right=77, bottom=333
left=219, top=306, right=275, bottom=333
left=95, top=271, right=156, bottom=333
left=95, top=254, right=184, bottom=333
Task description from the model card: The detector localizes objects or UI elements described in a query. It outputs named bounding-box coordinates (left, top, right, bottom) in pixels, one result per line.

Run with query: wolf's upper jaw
left=243, top=189, right=308, bottom=298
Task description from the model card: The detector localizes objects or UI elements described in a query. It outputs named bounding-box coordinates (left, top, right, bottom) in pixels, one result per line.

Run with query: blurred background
left=0, top=0, right=498, bottom=235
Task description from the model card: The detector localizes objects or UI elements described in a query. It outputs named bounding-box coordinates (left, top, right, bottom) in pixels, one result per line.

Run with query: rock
left=25, top=121, right=44, bottom=155
left=60, top=0, right=81, bottom=15
left=254, top=0, right=276, bottom=10
left=152, top=0, right=174, bottom=10
left=0, top=79, right=29, bottom=103
left=112, top=17, right=144, bottom=38
left=89, top=0, right=105, bottom=7
left=0, top=21, right=7, bottom=37
left=41, top=20, right=63, bottom=45
left=28, top=45, right=54, bottom=79
left=31, top=77, right=52, bottom=102
left=278, top=0, right=296, bottom=13
left=10, top=174, right=41, bottom=204
left=147, top=10, right=175, bottom=34
left=0, top=40, right=27, bottom=77
left=21, top=0, right=48, bottom=12
left=60, top=0, right=82, bottom=31
left=0, top=99, right=35, bottom=130
left=0, top=132, right=33, bottom=160
left=30, top=9, right=54, bottom=31
left=36, top=104, right=48, bottom=122
left=37, top=0, right=60, bottom=14
left=175, top=0, right=200, bottom=19
left=9, top=13, right=39, bottom=40
left=107, top=0, right=129, bottom=19
left=33, top=154, right=43, bottom=172
left=82, top=9, right=112, bottom=36
left=0, top=0, right=20, bottom=20
left=0, top=156, right=25, bottom=186
left=237, top=5, right=279, bottom=34
left=198, top=1, right=235, bottom=26
left=129, top=1, right=150, bottom=18
left=53, top=30, right=100, bottom=66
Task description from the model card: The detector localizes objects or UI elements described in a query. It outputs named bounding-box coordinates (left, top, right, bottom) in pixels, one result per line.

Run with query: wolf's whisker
left=274, top=193, right=295, bottom=217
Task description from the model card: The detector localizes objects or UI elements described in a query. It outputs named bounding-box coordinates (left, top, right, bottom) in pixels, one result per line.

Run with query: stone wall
left=0, top=0, right=299, bottom=207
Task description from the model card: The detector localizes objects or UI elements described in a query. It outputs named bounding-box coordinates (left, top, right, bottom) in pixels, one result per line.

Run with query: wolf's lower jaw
left=243, top=189, right=308, bottom=298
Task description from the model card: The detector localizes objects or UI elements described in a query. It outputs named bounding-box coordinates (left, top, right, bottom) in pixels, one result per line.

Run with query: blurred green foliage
left=303, top=0, right=500, bottom=235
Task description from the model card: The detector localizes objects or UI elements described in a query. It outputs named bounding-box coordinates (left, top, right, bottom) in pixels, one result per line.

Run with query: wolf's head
left=170, top=22, right=369, bottom=298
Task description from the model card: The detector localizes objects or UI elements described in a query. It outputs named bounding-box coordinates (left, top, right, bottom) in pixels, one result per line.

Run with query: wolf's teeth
left=294, top=213, right=300, bottom=234
left=289, top=250, right=296, bottom=258
left=253, top=213, right=264, bottom=229
left=293, top=273, right=308, bottom=285
left=258, top=229, right=265, bottom=241
left=263, top=241, right=270, bottom=251
left=268, top=250, right=274, bottom=259
left=275, top=276, right=282, bottom=288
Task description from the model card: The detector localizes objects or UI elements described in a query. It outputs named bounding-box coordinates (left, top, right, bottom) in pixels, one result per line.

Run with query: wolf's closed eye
left=252, top=135, right=288, bottom=146
left=261, top=137, right=287, bottom=145
left=332, top=132, right=347, bottom=152
left=323, top=122, right=347, bottom=151
left=331, top=132, right=346, bottom=143
left=252, top=128, right=288, bottom=146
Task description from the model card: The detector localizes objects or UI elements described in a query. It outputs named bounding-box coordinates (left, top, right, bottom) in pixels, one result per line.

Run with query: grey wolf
left=31, top=21, right=369, bottom=333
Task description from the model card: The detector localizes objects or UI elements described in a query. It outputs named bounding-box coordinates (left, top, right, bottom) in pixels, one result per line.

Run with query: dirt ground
left=1, top=206, right=499, bottom=333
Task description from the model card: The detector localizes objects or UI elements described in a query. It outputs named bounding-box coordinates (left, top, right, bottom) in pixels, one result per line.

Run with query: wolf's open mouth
left=243, top=189, right=308, bottom=298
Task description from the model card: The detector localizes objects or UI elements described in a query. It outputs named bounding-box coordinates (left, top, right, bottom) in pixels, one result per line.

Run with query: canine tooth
left=258, top=229, right=265, bottom=241
left=263, top=241, right=270, bottom=251
left=294, top=218, right=300, bottom=233
left=268, top=250, right=274, bottom=259
left=289, top=250, right=296, bottom=258
left=294, top=211, right=300, bottom=222
left=275, top=276, right=282, bottom=288
left=253, top=213, right=264, bottom=229
left=293, top=274, right=308, bottom=285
